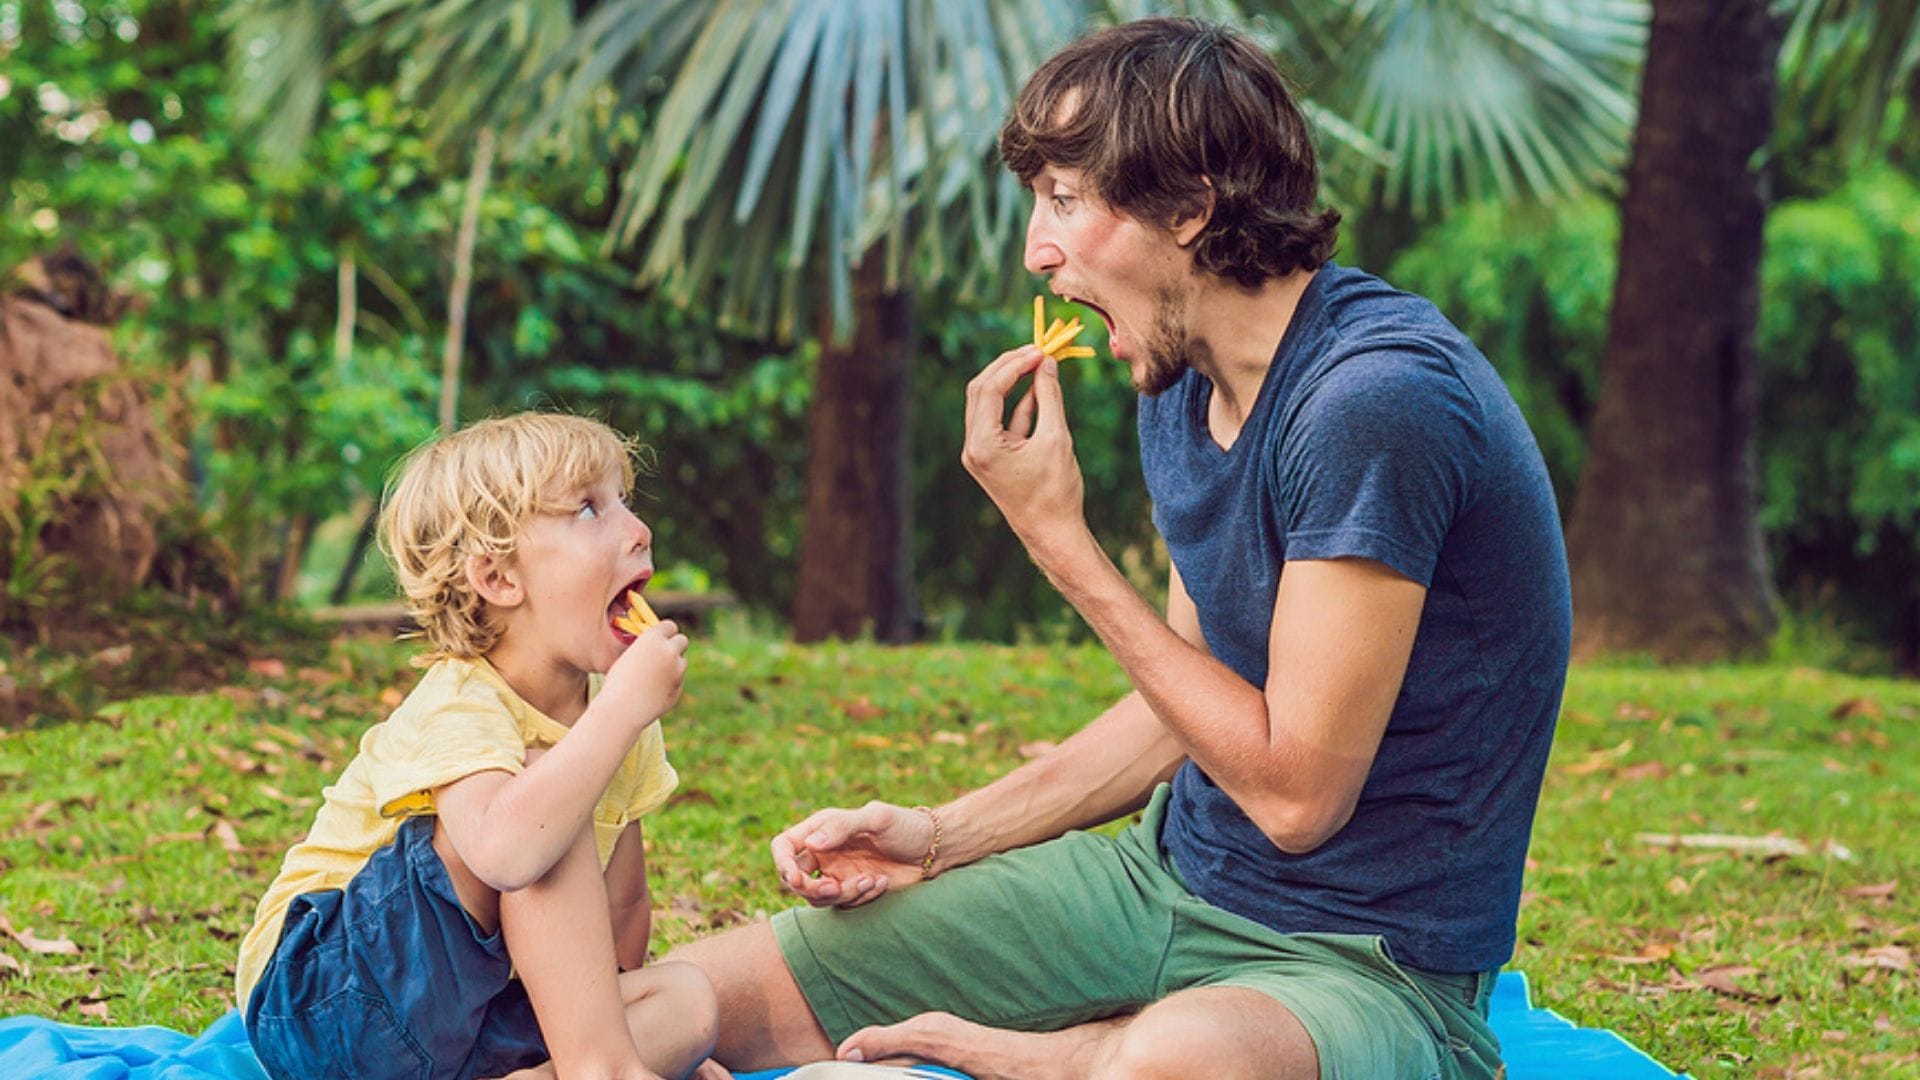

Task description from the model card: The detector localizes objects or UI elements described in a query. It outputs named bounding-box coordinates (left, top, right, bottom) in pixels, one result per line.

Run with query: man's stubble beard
left=1134, top=282, right=1205, bottom=397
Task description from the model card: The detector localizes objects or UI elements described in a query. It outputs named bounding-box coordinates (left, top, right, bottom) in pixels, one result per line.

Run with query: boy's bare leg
left=494, top=963, right=720, bottom=1080
left=615, top=962, right=720, bottom=1078
left=499, top=825, right=654, bottom=1078
left=661, top=923, right=835, bottom=1070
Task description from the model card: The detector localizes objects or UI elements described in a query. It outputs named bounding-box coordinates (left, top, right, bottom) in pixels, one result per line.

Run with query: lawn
left=1, top=628, right=1914, bottom=1077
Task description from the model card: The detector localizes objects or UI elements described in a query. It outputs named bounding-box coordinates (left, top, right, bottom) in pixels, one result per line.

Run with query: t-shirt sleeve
left=1278, top=349, right=1484, bottom=586
left=365, top=698, right=527, bottom=819
left=621, top=722, right=679, bottom=821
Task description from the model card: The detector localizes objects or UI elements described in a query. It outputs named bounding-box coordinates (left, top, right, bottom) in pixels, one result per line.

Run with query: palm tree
left=231, top=0, right=1645, bottom=640
left=1563, top=0, right=1781, bottom=661
left=1562, top=0, right=1920, bottom=661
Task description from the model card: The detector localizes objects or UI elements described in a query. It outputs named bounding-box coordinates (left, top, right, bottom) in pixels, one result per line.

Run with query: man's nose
left=1024, top=208, right=1062, bottom=276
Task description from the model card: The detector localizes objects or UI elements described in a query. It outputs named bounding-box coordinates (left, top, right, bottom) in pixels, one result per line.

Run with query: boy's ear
left=465, top=553, right=524, bottom=609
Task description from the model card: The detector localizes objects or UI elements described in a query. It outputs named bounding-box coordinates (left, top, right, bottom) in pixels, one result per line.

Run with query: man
left=669, top=17, right=1570, bottom=1079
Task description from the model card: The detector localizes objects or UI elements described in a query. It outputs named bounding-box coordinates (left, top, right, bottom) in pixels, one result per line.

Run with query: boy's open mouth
left=607, top=574, right=652, bottom=643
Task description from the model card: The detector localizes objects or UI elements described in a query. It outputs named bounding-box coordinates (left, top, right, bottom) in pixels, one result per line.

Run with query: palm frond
left=1779, top=0, right=1920, bottom=159
left=1261, top=0, right=1648, bottom=214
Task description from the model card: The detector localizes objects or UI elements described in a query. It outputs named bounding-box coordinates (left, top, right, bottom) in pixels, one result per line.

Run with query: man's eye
left=1052, top=194, right=1075, bottom=212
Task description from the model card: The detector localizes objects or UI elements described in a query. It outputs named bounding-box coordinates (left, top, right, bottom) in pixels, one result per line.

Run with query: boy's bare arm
left=437, top=623, right=687, bottom=892
left=604, top=821, right=653, bottom=970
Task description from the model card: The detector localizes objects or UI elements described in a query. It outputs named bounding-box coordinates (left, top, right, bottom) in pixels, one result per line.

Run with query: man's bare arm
left=1040, top=536, right=1422, bottom=853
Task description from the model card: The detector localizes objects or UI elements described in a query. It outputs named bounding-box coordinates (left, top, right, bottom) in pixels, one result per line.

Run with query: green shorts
left=772, top=785, right=1502, bottom=1080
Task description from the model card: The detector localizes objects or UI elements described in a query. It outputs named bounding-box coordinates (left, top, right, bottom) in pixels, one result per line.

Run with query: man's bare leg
left=838, top=986, right=1318, bottom=1080
left=661, top=923, right=835, bottom=1071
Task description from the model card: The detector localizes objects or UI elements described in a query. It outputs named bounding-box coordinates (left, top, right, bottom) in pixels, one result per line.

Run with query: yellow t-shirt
left=234, top=657, right=677, bottom=1006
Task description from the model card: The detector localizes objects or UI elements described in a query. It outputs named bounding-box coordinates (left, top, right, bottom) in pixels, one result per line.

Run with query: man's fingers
left=965, top=347, right=1046, bottom=445
left=1030, top=355, right=1069, bottom=438
left=1009, top=384, right=1037, bottom=440
left=771, top=808, right=839, bottom=877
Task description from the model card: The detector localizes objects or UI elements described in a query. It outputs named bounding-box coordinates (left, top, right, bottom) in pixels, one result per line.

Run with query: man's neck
left=1186, top=268, right=1317, bottom=441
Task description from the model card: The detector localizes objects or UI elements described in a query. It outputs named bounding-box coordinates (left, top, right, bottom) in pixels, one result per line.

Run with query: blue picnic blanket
left=0, top=972, right=1680, bottom=1078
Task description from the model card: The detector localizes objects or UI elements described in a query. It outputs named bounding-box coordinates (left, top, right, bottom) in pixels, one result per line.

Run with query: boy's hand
left=771, top=801, right=937, bottom=909
left=604, top=619, right=689, bottom=728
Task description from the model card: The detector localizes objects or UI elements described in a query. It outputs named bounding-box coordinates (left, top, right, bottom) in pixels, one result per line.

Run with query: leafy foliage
left=1387, top=168, right=1920, bottom=663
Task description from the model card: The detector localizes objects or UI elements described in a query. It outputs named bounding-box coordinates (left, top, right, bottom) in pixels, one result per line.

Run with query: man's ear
left=466, top=553, right=524, bottom=609
left=1172, top=177, right=1216, bottom=248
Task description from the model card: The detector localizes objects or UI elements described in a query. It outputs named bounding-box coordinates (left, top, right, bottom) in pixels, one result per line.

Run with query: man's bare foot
left=837, top=1011, right=1110, bottom=1080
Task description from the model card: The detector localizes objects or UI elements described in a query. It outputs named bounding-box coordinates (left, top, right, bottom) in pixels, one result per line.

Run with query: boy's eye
left=577, top=500, right=598, bottom=520
left=1051, top=193, right=1075, bottom=213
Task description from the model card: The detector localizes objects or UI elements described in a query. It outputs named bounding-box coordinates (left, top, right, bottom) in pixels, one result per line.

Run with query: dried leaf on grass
left=1689, top=964, right=1779, bottom=1003
left=1840, top=946, right=1912, bottom=971
left=6, top=921, right=79, bottom=955
left=1635, top=832, right=1852, bottom=860
left=209, top=818, right=242, bottom=854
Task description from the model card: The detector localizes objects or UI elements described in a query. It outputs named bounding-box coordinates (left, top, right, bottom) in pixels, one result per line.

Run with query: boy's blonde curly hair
left=377, top=413, right=640, bottom=664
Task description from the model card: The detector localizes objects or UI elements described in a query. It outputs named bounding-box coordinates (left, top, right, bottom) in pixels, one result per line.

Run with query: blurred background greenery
left=3, top=0, right=1919, bottom=702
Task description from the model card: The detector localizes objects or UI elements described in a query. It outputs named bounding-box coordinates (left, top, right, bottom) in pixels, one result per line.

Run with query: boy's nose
left=622, top=504, right=652, bottom=549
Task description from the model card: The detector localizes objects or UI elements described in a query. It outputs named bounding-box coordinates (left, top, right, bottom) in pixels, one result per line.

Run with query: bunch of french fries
left=1032, top=296, right=1095, bottom=360
left=613, top=589, right=662, bottom=635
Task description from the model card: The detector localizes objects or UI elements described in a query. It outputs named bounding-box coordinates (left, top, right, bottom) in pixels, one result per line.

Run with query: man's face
left=1022, top=165, right=1198, bottom=395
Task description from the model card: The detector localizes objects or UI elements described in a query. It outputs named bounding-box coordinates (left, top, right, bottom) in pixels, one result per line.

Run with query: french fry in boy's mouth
left=613, top=588, right=660, bottom=635
left=1030, top=295, right=1097, bottom=360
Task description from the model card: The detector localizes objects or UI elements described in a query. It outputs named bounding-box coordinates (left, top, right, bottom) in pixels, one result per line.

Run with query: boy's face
left=497, top=468, right=655, bottom=680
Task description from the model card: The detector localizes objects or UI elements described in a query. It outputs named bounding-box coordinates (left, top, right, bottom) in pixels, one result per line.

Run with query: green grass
left=2, top=632, right=1915, bottom=1077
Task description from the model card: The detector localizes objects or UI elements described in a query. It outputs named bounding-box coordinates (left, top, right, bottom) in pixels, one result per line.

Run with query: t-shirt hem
left=1285, top=527, right=1436, bottom=586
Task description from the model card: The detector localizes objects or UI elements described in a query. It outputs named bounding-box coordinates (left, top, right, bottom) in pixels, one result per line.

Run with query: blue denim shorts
left=244, top=816, right=547, bottom=1080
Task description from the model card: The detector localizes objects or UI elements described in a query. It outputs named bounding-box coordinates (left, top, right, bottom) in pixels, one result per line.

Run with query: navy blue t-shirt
left=1138, top=263, right=1571, bottom=974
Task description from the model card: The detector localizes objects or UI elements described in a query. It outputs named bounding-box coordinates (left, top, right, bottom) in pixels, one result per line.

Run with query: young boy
left=235, top=412, right=718, bottom=1080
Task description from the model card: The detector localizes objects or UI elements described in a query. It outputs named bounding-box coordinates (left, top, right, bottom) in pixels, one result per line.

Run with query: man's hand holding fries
left=958, top=298, right=1096, bottom=562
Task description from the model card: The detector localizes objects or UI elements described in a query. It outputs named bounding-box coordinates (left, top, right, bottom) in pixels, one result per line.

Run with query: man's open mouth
left=1061, top=293, right=1114, bottom=340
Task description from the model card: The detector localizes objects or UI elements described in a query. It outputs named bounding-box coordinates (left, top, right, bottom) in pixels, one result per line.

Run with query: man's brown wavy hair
left=999, top=17, right=1339, bottom=288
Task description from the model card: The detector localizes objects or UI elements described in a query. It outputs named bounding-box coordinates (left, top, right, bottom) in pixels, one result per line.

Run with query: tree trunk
left=1565, top=0, right=1782, bottom=661
left=789, top=254, right=916, bottom=643
left=440, top=127, right=496, bottom=434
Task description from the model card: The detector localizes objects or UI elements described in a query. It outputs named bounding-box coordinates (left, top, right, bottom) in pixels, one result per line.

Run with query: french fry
left=614, top=588, right=661, bottom=635
left=1029, top=295, right=1095, bottom=360
left=1040, top=318, right=1083, bottom=355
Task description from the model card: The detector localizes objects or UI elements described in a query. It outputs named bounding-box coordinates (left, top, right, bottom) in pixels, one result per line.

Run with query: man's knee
left=1103, top=996, right=1317, bottom=1080
left=661, top=922, right=835, bottom=1067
